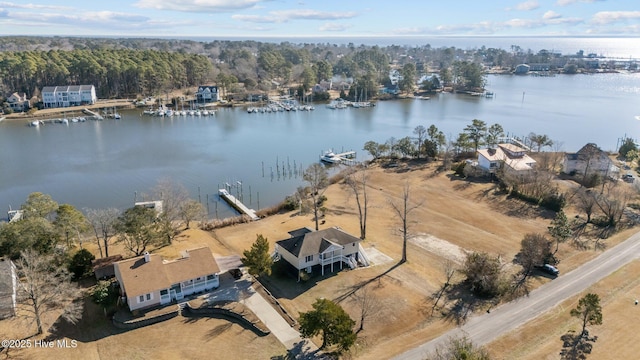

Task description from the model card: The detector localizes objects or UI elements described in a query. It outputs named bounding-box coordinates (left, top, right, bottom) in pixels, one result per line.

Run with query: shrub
left=68, top=248, right=95, bottom=279
left=453, top=162, right=467, bottom=177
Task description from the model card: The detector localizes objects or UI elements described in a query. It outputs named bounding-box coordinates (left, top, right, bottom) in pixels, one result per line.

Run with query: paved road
left=394, top=230, right=640, bottom=359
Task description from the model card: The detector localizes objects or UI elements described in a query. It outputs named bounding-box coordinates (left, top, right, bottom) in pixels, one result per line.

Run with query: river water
left=1, top=73, right=639, bottom=216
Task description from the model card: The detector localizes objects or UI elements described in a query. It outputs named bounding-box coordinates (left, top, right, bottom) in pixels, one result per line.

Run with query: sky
left=0, top=0, right=638, bottom=38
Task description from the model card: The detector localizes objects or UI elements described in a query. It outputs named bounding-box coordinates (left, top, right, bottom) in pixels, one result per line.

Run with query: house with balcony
left=7, top=92, right=30, bottom=112
left=195, top=86, right=219, bottom=103
left=41, top=85, right=96, bottom=108
left=275, top=227, right=363, bottom=281
left=114, top=247, right=220, bottom=312
left=477, top=143, right=536, bottom=175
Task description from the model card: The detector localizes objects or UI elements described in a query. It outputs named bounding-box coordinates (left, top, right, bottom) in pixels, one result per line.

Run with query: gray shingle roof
left=276, top=227, right=361, bottom=258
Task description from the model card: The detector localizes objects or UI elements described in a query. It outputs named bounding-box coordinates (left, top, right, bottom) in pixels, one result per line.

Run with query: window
left=160, top=289, right=168, bottom=296
left=146, top=293, right=151, bottom=301
left=139, top=295, right=144, bottom=303
left=207, top=274, right=215, bottom=280
left=305, top=255, right=313, bottom=262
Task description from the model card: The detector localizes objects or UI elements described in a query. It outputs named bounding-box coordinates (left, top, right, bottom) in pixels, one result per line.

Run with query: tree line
left=2, top=35, right=599, bottom=105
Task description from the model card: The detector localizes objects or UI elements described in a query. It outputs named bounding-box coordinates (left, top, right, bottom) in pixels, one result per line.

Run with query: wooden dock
left=218, top=189, right=259, bottom=220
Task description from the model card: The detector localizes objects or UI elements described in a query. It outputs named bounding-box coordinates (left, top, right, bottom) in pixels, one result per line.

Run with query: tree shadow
left=45, top=297, right=126, bottom=343
left=270, top=340, right=325, bottom=360
left=440, top=282, right=483, bottom=325
left=333, top=261, right=404, bottom=304
left=560, top=329, right=598, bottom=360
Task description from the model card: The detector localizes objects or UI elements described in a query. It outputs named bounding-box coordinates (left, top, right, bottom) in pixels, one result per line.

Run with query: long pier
left=218, top=189, right=259, bottom=220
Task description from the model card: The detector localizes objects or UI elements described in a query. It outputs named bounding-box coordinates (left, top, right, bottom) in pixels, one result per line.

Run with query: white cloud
left=0, top=2, right=71, bottom=10
left=516, top=1, right=540, bottom=11
left=233, top=9, right=357, bottom=23
left=543, top=10, right=562, bottom=19
left=556, top=0, right=600, bottom=6
left=319, top=22, right=350, bottom=32
left=134, top=0, right=266, bottom=13
left=592, top=11, right=640, bottom=25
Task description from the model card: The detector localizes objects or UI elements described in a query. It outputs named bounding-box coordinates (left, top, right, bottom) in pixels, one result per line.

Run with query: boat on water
left=320, top=150, right=342, bottom=164
left=30, top=120, right=40, bottom=127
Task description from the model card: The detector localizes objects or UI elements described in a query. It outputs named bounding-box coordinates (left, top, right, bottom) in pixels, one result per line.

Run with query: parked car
left=622, top=174, right=635, bottom=183
left=541, top=264, right=559, bottom=276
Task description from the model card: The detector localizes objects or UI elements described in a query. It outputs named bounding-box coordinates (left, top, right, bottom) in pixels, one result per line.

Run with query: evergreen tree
left=241, top=234, right=273, bottom=277
left=299, top=298, right=356, bottom=352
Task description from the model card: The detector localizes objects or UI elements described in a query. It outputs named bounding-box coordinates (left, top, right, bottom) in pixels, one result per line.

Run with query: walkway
left=394, top=230, right=640, bottom=359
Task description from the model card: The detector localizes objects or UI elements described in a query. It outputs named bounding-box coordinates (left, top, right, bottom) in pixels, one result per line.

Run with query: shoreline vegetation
left=2, top=36, right=637, bottom=122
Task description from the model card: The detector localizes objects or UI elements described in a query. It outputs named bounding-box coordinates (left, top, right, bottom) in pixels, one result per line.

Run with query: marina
left=1, top=73, right=639, bottom=217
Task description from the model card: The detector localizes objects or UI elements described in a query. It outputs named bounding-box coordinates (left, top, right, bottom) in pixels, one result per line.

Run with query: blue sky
left=0, top=0, right=638, bottom=37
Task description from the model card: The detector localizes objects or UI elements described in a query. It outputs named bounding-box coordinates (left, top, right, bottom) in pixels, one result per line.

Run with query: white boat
left=202, top=110, right=209, bottom=116
left=165, top=109, right=174, bottom=117
left=156, top=108, right=166, bottom=116
left=61, top=118, right=69, bottom=125
left=320, top=150, right=342, bottom=164
left=30, top=120, right=40, bottom=127
left=113, top=113, right=122, bottom=119
left=188, top=110, right=195, bottom=116
left=195, top=110, right=202, bottom=116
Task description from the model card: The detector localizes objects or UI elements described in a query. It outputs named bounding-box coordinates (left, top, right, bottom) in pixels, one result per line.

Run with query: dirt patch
left=411, top=234, right=468, bottom=264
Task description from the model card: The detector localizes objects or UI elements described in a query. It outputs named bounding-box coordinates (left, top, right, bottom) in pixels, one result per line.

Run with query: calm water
left=1, top=73, right=639, bottom=216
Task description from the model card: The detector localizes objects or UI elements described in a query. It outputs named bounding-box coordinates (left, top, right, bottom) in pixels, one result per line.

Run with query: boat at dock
left=320, top=150, right=342, bottom=164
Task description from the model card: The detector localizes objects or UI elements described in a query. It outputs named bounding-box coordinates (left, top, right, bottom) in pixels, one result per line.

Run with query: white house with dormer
left=114, top=247, right=220, bottom=312
left=196, top=86, right=219, bottom=103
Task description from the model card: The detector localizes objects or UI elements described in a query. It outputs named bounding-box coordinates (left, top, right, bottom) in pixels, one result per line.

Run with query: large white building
left=41, top=85, right=97, bottom=108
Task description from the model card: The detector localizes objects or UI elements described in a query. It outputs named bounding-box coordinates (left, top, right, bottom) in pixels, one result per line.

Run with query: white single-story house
left=114, top=247, right=220, bottom=312
left=563, top=143, right=619, bottom=178
left=7, top=92, right=30, bottom=112
left=477, top=143, right=536, bottom=175
left=196, top=86, right=219, bottom=103
left=41, top=85, right=97, bottom=108
left=0, top=258, right=19, bottom=319
left=275, top=227, right=362, bottom=281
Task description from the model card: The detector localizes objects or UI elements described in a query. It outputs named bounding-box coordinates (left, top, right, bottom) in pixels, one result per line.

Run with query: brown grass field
left=2, top=160, right=638, bottom=359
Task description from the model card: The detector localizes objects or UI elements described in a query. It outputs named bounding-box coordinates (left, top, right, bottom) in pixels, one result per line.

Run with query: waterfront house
left=114, top=247, right=220, bottom=312
left=477, top=143, right=536, bottom=175
left=41, top=85, right=97, bottom=108
left=514, top=64, right=530, bottom=74
left=195, top=86, right=219, bottom=103
left=563, top=143, right=619, bottom=179
left=389, top=69, right=403, bottom=85
left=0, top=258, right=19, bottom=319
left=7, top=92, right=30, bottom=112
left=275, top=227, right=362, bottom=281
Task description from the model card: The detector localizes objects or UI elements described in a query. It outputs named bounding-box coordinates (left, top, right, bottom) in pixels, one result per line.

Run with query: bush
left=68, top=248, right=95, bottom=279
left=540, top=193, right=566, bottom=212
left=453, top=162, right=467, bottom=177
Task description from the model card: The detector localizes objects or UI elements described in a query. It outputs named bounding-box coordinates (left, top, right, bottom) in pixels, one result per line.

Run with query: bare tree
left=85, top=207, right=120, bottom=258
left=595, top=181, right=633, bottom=227
left=303, top=163, right=329, bottom=231
left=413, top=125, right=427, bottom=159
left=153, top=179, right=190, bottom=244
left=432, top=259, right=457, bottom=315
left=349, top=284, right=381, bottom=332
left=515, top=233, right=553, bottom=279
left=575, top=188, right=597, bottom=223
left=115, top=206, right=160, bottom=256
left=16, top=249, right=82, bottom=335
left=345, top=167, right=369, bottom=240
left=389, top=182, right=423, bottom=263
left=180, top=199, right=207, bottom=229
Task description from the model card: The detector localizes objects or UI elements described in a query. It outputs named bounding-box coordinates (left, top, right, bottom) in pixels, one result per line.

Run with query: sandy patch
left=362, top=245, right=394, bottom=266
left=411, top=234, right=468, bottom=264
